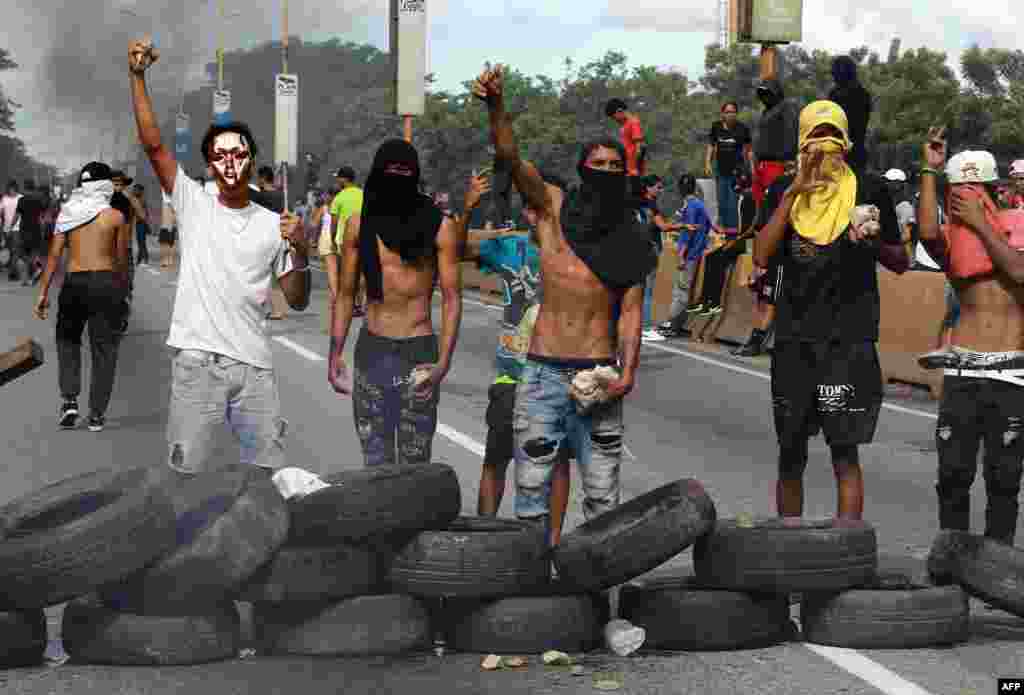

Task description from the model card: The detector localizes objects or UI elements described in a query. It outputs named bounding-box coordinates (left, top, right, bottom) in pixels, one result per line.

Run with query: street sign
left=389, top=0, right=427, bottom=116
left=213, top=90, right=232, bottom=125
left=274, top=73, right=299, bottom=167
left=735, top=0, right=803, bottom=43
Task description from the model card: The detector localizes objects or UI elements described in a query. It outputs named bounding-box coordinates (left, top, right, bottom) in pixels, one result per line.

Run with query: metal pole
left=404, top=115, right=412, bottom=143
left=760, top=44, right=778, bottom=80
left=218, top=0, right=224, bottom=92
left=281, top=0, right=289, bottom=213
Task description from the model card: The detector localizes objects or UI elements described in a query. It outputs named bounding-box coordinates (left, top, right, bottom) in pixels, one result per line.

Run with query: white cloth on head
left=271, top=467, right=331, bottom=500
left=55, top=180, right=115, bottom=234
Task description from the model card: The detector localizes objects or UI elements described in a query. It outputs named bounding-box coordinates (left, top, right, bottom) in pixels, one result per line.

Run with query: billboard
left=735, top=0, right=803, bottom=43
left=274, top=74, right=299, bottom=167
left=389, top=0, right=427, bottom=116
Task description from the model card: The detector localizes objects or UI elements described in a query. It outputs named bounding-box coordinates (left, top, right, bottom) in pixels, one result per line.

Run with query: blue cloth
left=477, top=235, right=541, bottom=381
left=674, top=197, right=712, bottom=264
left=717, top=175, right=738, bottom=229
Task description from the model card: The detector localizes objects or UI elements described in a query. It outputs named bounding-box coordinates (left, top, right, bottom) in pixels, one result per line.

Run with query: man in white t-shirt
left=0, top=180, right=22, bottom=269
left=129, top=37, right=311, bottom=476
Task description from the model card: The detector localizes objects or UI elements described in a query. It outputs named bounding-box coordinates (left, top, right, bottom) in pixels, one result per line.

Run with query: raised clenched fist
left=129, top=37, right=159, bottom=75
left=471, top=63, right=504, bottom=105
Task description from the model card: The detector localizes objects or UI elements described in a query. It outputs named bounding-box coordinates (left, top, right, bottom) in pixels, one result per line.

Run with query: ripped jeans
left=166, top=349, right=287, bottom=475
left=513, top=356, right=624, bottom=528
left=936, top=375, right=1024, bottom=544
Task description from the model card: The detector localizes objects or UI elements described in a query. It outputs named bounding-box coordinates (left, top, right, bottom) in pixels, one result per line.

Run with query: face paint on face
left=210, top=132, right=252, bottom=188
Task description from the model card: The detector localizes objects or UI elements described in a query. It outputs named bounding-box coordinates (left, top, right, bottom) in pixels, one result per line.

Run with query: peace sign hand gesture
left=786, top=150, right=827, bottom=197
left=924, top=126, right=947, bottom=170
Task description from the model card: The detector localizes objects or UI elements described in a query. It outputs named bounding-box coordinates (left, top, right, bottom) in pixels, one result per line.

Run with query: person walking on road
left=706, top=101, right=753, bottom=234
left=158, top=190, right=177, bottom=269
left=1, top=180, right=21, bottom=270
left=329, top=167, right=365, bottom=317
left=754, top=100, right=909, bottom=521
left=914, top=129, right=1024, bottom=551
left=13, top=180, right=47, bottom=285
left=129, top=183, right=151, bottom=265
left=636, top=175, right=685, bottom=342
left=657, top=173, right=712, bottom=337
left=34, top=162, right=133, bottom=432
left=475, top=64, right=652, bottom=545
left=326, top=138, right=462, bottom=468
left=128, top=37, right=311, bottom=476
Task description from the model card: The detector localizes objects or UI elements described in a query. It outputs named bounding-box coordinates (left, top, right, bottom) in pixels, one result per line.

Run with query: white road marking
left=273, top=336, right=325, bottom=362
left=804, top=645, right=937, bottom=695
left=259, top=301, right=940, bottom=695
left=461, top=296, right=939, bottom=421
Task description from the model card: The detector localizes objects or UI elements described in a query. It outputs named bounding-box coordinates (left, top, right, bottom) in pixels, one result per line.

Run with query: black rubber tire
left=0, top=466, right=178, bottom=609
left=553, top=478, right=716, bottom=592
left=619, top=571, right=794, bottom=651
left=389, top=516, right=549, bottom=598
left=62, top=594, right=241, bottom=666
left=237, top=541, right=391, bottom=603
left=286, top=463, right=461, bottom=545
left=99, top=466, right=290, bottom=614
left=254, top=595, right=431, bottom=656
left=947, top=533, right=1024, bottom=618
left=694, top=517, right=877, bottom=594
left=444, top=594, right=608, bottom=653
left=0, top=609, right=47, bottom=668
left=802, top=572, right=969, bottom=648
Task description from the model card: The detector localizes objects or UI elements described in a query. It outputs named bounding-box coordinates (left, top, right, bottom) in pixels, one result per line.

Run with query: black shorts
left=757, top=262, right=783, bottom=305
left=771, top=341, right=883, bottom=450
left=484, top=381, right=517, bottom=466
left=158, top=228, right=177, bottom=246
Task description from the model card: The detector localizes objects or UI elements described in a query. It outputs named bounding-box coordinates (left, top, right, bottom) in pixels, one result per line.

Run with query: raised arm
left=457, top=172, right=492, bottom=260
left=472, top=65, right=552, bottom=224
left=917, top=126, right=947, bottom=264
left=433, top=217, right=463, bottom=378
left=128, top=38, right=176, bottom=195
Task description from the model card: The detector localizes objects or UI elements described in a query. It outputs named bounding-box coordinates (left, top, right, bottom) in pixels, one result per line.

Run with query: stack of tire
left=618, top=517, right=975, bottom=651
left=242, top=463, right=462, bottom=657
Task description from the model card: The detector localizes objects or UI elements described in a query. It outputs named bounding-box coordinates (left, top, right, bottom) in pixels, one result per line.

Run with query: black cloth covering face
left=358, top=139, right=444, bottom=302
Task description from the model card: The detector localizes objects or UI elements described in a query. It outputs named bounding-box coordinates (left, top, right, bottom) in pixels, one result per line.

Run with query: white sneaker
left=642, top=330, right=665, bottom=342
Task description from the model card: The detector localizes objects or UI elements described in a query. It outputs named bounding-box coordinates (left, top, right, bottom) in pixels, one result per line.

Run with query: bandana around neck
left=358, top=139, right=443, bottom=302
left=56, top=180, right=115, bottom=234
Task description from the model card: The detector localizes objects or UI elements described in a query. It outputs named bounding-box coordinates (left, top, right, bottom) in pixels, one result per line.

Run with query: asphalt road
left=0, top=249, right=1022, bottom=695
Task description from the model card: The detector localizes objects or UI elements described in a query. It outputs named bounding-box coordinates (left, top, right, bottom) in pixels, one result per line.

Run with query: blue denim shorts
left=513, top=355, right=624, bottom=524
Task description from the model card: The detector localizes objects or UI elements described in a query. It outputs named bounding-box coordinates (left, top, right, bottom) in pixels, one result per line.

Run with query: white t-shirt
left=169, top=165, right=293, bottom=368
left=1, top=193, right=22, bottom=233
left=203, top=180, right=220, bottom=196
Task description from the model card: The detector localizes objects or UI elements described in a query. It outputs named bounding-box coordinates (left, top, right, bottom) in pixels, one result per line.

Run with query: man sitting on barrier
left=474, top=63, right=651, bottom=544
left=915, top=128, right=1024, bottom=549
left=755, top=100, right=908, bottom=520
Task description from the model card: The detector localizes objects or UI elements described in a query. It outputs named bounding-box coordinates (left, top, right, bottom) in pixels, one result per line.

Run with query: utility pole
left=217, top=0, right=225, bottom=92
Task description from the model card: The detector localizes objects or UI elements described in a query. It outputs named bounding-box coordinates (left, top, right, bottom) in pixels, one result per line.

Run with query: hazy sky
left=1, top=0, right=1015, bottom=174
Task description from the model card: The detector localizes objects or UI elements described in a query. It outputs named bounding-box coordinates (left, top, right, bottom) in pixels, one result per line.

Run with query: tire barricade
left=0, top=462, right=1012, bottom=668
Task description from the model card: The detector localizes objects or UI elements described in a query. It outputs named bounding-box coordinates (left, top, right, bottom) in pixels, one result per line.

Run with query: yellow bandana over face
left=791, top=100, right=858, bottom=245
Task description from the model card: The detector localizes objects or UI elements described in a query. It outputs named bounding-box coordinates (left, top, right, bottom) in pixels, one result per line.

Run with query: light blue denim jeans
left=166, top=349, right=288, bottom=474
left=513, top=357, right=624, bottom=534
left=642, top=266, right=658, bottom=329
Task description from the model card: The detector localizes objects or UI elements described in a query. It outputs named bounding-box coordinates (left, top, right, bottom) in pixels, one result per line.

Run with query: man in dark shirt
left=706, top=102, right=752, bottom=233
left=829, top=56, right=873, bottom=173
left=753, top=79, right=799, bottom=209
left=754, top=100, right=909, bottom=521
left=14, top=180, right=47, bottom=286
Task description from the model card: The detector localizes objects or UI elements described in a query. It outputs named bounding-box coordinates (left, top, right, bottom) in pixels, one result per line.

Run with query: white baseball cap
left=1010, top=159, right=1024, bottom=177
left=882, top=168, right=907, bottom=182
left=946, top=150, right=999, bottom=184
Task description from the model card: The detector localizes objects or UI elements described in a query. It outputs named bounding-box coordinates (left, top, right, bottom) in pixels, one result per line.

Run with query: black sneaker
left=87, top=415, right=105, bottom=432
left=59, top=400, right=79, bottom=429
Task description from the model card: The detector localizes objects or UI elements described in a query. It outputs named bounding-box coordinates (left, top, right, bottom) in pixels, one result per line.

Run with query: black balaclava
left=561, top=149, right=656, bottom=292
left=358, top=138, right=443, bottom=302
left=757, top=79, right=785, bottom=110
left=832, top=56, right=859, bottom=86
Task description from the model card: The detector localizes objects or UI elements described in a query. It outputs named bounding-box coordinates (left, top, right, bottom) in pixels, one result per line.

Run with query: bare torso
left=953, top=274, right=1024, bottom=351
left=65, top=209, right=126, bottom=273
left=363, top=236, right=437, bottom=339
left=530, top=188, right=619, bottom=360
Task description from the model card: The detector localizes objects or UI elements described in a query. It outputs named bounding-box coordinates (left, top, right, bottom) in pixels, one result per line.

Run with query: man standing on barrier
left=914, top=129, right=1024, bottom=557
left=475, top=64, right=652, bottom=544
left=754, top=100, right=909, bottom=521
left=128, top=37, right=310, bottom=476
left=327, top=139, right=462, bottom=468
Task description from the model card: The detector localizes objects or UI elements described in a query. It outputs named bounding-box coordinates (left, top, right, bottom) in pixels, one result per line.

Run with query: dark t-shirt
left=15, top=193, right=46, bottom=243
left=708, top=121, right=752, bottom=177
left=760, top=171, right=901, bottom=343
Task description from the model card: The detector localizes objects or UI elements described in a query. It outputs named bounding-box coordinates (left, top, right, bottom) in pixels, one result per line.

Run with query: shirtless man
left=474, top=65, right=652, bottom=542
left=917, top=128, right=1024, bottom=553
left=34, top=162, right=133, bottom=431
left=327, top=138, right=462, bottom=467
